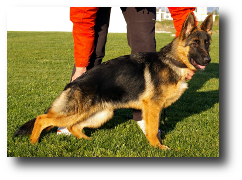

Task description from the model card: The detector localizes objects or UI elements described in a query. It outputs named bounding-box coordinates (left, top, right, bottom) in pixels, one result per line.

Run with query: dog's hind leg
left=67, top=109, right=114, bottom=140
left=30, top=111, right=78, bottom=144
left=67, top=124, right=91, bottom=140
left=30, top=114, right=54, bottom=144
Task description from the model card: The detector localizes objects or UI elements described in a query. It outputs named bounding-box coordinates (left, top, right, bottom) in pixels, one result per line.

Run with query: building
left=194, top=7, right=208, bottom=21
left=156, top=8, right=172, bottom=21
left=156, top=7, right=217, bottom=22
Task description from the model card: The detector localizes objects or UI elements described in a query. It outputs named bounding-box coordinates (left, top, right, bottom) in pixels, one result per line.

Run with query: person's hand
left=71, top=67, right=87, bottom=82
left=185, top=69, right=195, bottom=81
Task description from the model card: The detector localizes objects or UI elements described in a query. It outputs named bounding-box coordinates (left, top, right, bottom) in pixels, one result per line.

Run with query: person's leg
left=122, top=7, right=156, bottom=123
left=58, top=7, right=111, bottom=135
left=87, top=7, right=111, bottom=70
left=121, top=7, right=156, bottom=54
left=70, top=7, right=111, bottom=79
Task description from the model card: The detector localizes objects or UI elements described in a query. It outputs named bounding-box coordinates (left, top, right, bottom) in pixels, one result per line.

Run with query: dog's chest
left=178, top=80, right=188, bottom=93
left=162, top=80, right=188, bottom=108
left=172, top=80, right=188, bottom=100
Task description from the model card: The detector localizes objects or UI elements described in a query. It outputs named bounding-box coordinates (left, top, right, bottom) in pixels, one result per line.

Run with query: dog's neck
left=160, top=40, right=188, bottom=69
left=159, top=40, right=189, bottom=69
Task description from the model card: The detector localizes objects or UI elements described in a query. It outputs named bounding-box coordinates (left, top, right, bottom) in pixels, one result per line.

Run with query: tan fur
left=174, top=37, right=197, bottom=71
left=140, top=67, right=170, bottom=149
left=139, top=66, right=187, bottom=149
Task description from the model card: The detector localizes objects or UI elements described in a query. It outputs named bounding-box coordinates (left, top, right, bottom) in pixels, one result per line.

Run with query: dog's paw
left=158, top=144, right=170, bottom=150
left=30, top=137, right=39, bottom=145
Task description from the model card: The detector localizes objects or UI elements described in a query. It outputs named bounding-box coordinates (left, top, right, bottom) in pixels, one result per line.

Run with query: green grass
left=7, top=32, right=219, bottom=157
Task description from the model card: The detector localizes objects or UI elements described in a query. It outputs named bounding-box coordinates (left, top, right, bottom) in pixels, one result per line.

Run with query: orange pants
left=168, top=7, right=197, bottom=37
left=70, top=7, right=99, bottom=67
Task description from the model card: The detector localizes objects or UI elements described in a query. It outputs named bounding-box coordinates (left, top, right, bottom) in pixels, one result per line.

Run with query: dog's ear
left=200, top=14, right=213, bottom=36
left=180, top=12, right=196, bottom=39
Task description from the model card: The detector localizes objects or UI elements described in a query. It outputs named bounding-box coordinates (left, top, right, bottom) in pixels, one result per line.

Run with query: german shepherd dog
left=14, top=13, right=213, bottom=150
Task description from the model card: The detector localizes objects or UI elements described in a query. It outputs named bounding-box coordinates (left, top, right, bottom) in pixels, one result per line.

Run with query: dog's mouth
left=191, top=58, right=206, bottom=70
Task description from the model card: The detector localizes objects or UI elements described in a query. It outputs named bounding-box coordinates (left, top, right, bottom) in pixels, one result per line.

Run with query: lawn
left=7, top=31, right=219, bottom=157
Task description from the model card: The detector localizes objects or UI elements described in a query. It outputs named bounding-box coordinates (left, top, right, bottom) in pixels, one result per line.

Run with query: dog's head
left=176, top=13, right=213, bottom=71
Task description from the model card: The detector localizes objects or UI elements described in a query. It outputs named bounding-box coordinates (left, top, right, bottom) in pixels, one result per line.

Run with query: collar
left=169, top=58, right=187, bottom=68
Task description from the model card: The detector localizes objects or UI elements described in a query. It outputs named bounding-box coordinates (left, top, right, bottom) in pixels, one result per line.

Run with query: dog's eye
left=192, top=40, right=199, bottom=47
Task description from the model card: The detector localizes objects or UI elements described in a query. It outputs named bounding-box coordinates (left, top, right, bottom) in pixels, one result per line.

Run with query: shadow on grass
left=84, top=63, right=219, bottom=140
left=161, top=63, right=219, bottom=131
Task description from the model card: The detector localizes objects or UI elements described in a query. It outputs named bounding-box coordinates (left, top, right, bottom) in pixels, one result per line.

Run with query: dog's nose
left=204, top=56, right=211, bottom=63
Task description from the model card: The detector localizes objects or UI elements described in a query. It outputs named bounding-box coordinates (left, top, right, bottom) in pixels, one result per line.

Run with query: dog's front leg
left=142, top=101, right=170, bottom=150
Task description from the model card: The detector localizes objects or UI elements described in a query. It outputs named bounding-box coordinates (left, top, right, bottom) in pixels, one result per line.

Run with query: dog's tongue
left=193, top=60, right=206, bottom=70
left=196, top=64, right=206, bottom=70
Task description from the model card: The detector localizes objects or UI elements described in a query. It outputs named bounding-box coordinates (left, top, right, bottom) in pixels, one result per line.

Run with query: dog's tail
left=14, top=108, right=52, bottom=137
left=14, top=118, right=36, bottom=136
